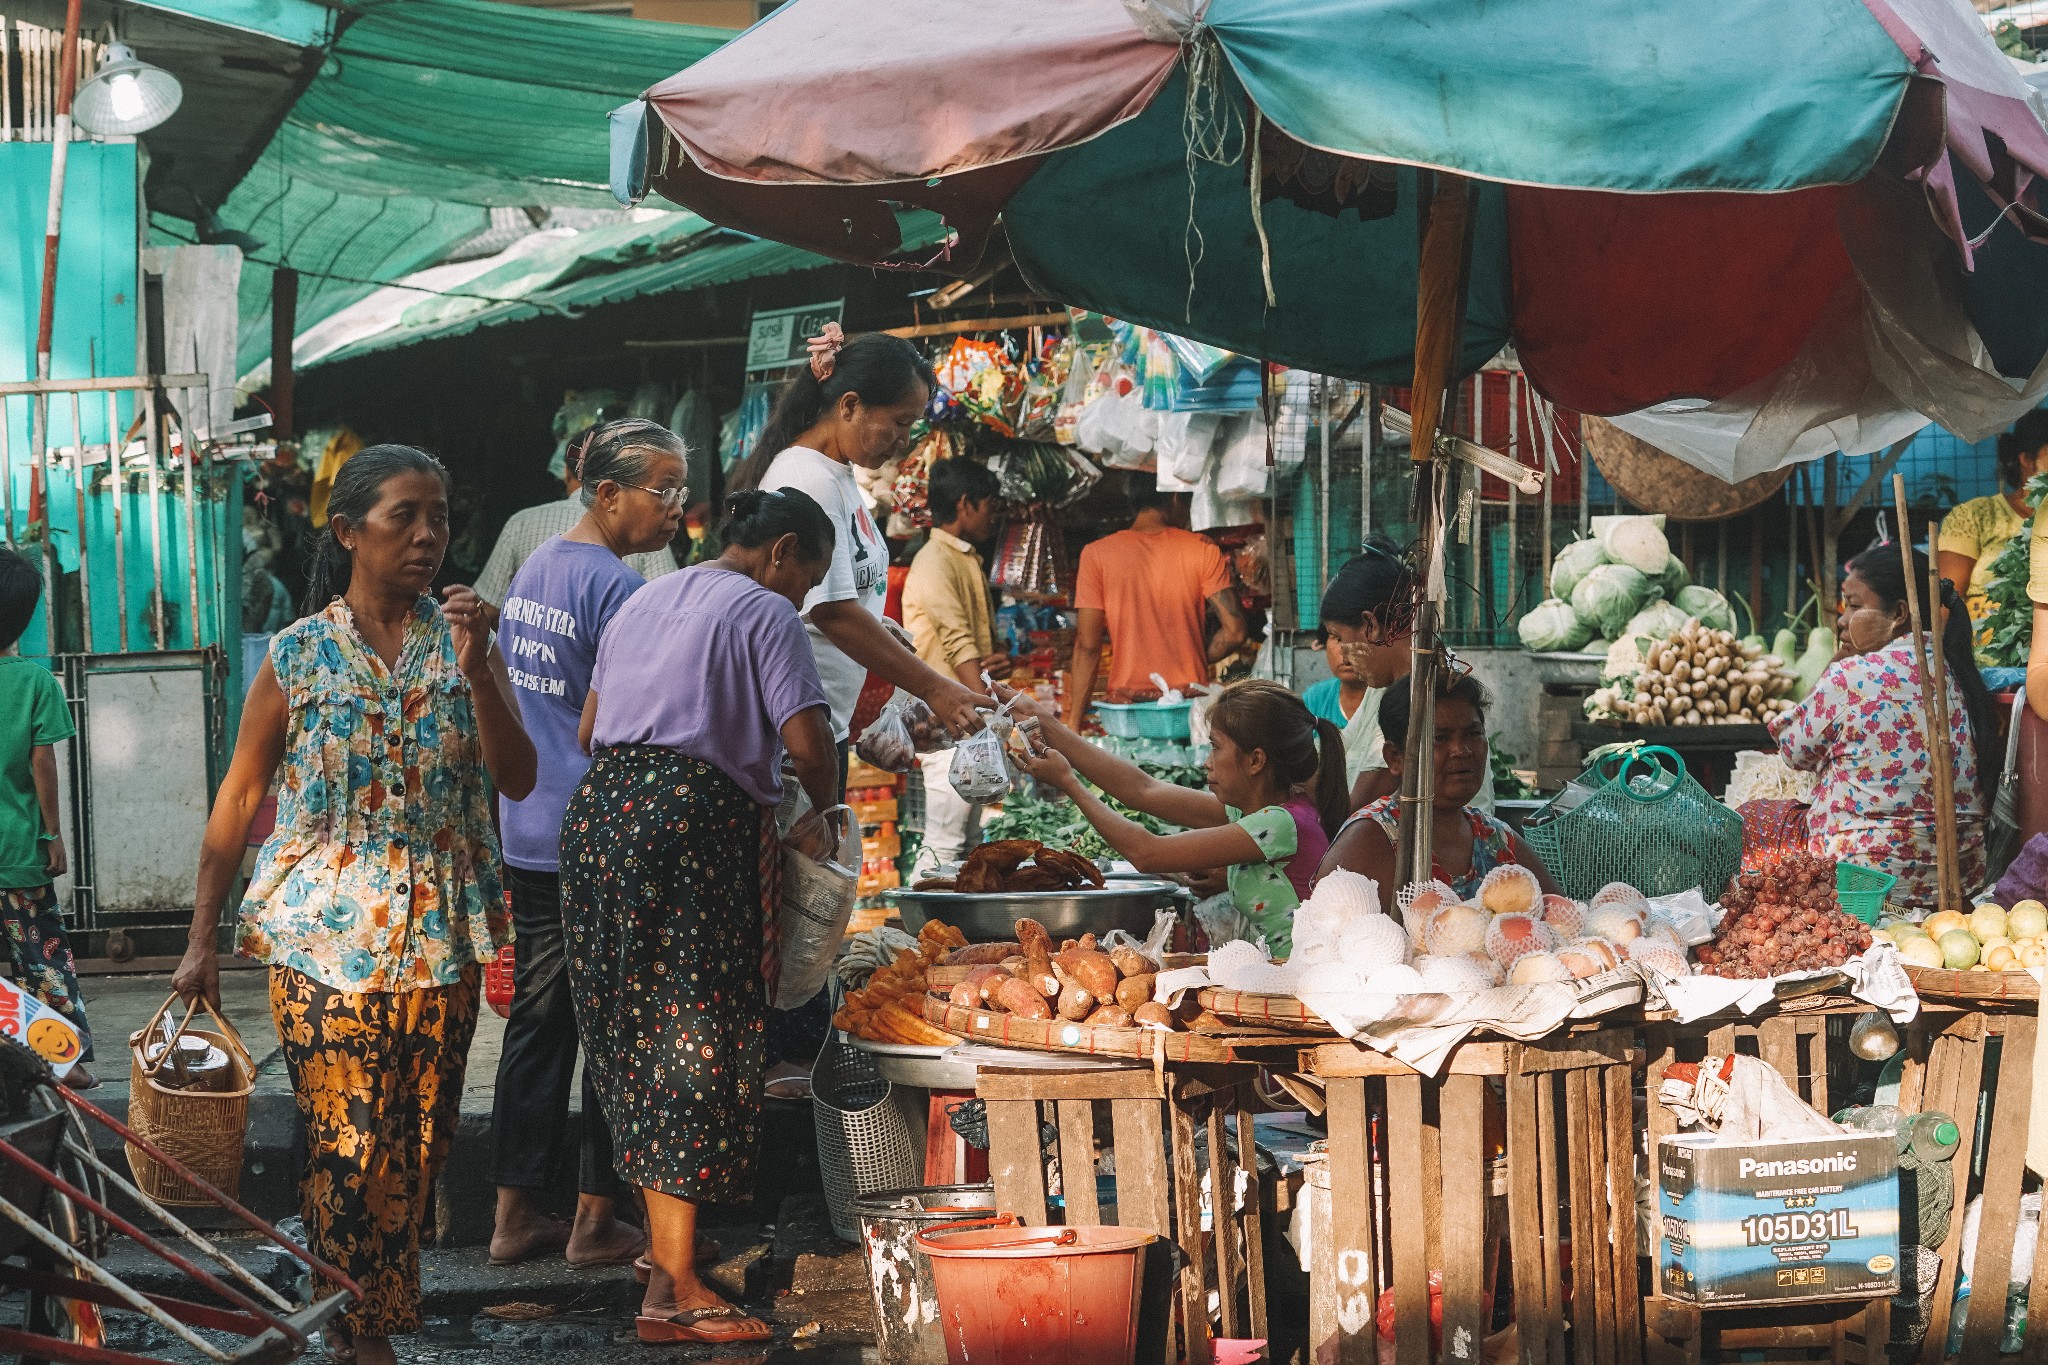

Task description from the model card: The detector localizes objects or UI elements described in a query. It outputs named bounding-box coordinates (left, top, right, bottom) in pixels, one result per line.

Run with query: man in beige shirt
left=902, top=459, right=1008, bottom=876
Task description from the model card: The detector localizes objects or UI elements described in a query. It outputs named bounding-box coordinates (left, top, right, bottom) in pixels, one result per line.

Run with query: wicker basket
left=125, top=995, right=255, bottom=1206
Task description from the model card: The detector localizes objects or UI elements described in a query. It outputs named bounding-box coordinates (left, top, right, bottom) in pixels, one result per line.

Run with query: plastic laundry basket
left=812, top=1033, right=922, bottom=1243
left=1836, top=862, right=1898, bottom=924
left=1522, top=745, right=1743, bottom=900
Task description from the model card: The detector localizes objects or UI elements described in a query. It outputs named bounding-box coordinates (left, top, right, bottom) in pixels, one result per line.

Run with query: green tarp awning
left=151, top=0, right=729, bottom=376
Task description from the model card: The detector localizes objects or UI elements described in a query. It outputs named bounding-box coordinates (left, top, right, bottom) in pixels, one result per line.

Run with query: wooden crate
left=976, top=1063, right=1268, bottom=1365
left=1641, top=1005, right=1886, bottom=1364
left=1893, top=1005, right=2043, bottom=1365
left=1300, top=1028, right=1641, bottom=1365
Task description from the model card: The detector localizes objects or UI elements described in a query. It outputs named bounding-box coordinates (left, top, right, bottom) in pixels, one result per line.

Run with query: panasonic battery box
left=1658, top=1131, right=1900, bottom=1305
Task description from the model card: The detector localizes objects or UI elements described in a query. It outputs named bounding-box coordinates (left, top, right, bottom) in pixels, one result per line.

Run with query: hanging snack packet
left=949, top=722, right=1011, bottom=803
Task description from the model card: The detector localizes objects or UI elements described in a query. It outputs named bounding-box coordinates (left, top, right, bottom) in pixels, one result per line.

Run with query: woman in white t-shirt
left=728, top=328, right=987, bottom=750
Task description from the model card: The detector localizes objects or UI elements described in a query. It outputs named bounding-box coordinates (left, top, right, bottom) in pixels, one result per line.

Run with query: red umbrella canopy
left=640, top=0, right=2048, bottom=477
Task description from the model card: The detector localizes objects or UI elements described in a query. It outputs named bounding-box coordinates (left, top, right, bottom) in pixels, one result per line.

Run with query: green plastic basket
left=1835, top=862, right=1896, bottom=925
left=1521, top=745, right=1744, bottom=900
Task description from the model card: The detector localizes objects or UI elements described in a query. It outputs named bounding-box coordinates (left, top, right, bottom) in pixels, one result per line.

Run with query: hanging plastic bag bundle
left=853, top=693, right=952, bottom=772
left=768, top=788, right=863, bottom=1009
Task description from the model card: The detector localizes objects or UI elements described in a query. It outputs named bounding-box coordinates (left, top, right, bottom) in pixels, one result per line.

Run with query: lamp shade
left=73, top=44, right=182, bottom=137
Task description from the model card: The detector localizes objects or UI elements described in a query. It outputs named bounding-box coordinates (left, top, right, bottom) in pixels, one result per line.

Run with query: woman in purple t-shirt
left=562, top=489, right=840, bottom=1346
left=489, top=419, right=687, bottom=1272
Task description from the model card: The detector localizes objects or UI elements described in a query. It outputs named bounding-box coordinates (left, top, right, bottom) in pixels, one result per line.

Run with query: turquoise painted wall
left=0, top=141, right=229, bottom=664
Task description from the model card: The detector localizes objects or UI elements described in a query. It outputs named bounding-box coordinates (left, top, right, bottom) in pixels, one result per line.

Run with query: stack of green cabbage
left=1518, top=515, right=1736, bottom=657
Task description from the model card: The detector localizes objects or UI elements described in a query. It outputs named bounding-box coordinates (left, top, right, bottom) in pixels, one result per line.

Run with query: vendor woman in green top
left=1009, top=680, right=1346, bottom=954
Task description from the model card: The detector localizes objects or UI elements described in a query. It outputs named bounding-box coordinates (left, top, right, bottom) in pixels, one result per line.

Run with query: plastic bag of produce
left=1571, top=563, right=1653, bottom=640
left=769, top=786, right=862, bottom=1010
left=1550, top=538, right=1610, bottom=600
left=1674, top=585, right=1736, bottom=633
left=949, top=722, right=1012, bottom=803
left=854, top=694, right=952, bottom=772
left=1518, top=598, right=1595, bottom=652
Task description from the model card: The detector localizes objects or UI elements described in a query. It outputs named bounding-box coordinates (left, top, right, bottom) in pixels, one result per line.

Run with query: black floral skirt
left=560, top=745, right=765, bottom=1202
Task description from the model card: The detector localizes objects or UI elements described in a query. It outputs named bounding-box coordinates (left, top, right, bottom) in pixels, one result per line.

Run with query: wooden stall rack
left=1298, top=1027, right=1642, bottom=1365
left=977, top=1061, right=1271, bottom=1365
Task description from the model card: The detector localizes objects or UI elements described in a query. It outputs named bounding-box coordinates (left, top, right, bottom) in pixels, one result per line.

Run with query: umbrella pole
left=1926, top=518, right=1964, bottom=911
left=1393, top=171, right=1475, bottom=895
left=1889, top=474, right=1955, bottom=912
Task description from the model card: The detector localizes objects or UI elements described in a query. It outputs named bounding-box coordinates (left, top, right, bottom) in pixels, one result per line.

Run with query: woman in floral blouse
left=177, top=446, right=535, bottom=1365
left=1773, top=542, right=1993, bottom=906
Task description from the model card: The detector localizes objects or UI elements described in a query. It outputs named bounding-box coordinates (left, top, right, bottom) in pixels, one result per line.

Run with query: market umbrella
left=634, top=0, right=2048, bottom=482
left=632, top=0, right=2048, bottom=871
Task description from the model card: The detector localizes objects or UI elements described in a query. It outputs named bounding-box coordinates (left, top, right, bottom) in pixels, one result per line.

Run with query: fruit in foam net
left=1625, top=937, right=1688, bottom=977
left=1415, top=954, right=1496, bottom=995
left=1479, top=865, right=1541, bottom=916
left=1364, top=964, right=1425, bottom=995
left=1556, top=944, right=1608, bottom=980
left=1337, top=916, right=1410, bottom=973
left=2011, top=901, right=2048, bottom=940
left=1509, top=951, right=1570, bottom=984
left=1423, top=904, right=1490, bottom=957
left=1939, top=930, right=1980, bottom=970
left=1585, top=903, right=1646, bottom=943
left=1540, top=895, right=1584, bottom=937
left=1485, top=914, right=1558, bottom=968
left=1590, top=882, right=1643, bottom=910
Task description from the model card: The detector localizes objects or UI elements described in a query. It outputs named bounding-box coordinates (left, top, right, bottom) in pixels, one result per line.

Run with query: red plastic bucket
left=916, top=1222, right=1155, bottom=1364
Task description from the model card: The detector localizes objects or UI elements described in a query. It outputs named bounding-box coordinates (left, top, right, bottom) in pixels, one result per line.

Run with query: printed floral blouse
left=237, top=597, right=506, bottom=992
left=1345, top=796, right=1521, bottom=902
left=1771, top=638, right=1986, bottom=907
left=1224, top=802, right=1329, bottom=958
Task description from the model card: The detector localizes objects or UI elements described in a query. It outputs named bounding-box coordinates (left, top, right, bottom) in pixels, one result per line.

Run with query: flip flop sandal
left=487, top=1219, right=572, bottom=1266
left=634, top=1304, right=772, bottom=1344
left=631, top=1238, right=721, bottom=1284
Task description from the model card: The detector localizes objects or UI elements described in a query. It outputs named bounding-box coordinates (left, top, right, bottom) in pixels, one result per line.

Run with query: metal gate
left=0, top=372, right=239, bottom=951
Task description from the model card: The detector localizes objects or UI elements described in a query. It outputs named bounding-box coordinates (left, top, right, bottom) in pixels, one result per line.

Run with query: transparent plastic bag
left=948, top=723, right=1011, bottom=803
left=854, top=694, right=951, bottom=772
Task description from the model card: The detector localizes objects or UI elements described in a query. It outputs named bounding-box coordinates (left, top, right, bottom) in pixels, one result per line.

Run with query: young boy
left=901, top=459, right=1008, bottom=878
left=0, top=548, right=93, bottom=1086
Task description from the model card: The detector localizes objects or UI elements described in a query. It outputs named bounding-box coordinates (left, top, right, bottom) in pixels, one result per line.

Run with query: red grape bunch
left=1694, top=852, right=1873, bottom=978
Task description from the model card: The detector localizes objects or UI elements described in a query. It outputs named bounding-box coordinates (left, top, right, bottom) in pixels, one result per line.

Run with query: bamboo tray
left=1904, top=964, right=2041, bottom=1004
left=926, top=950, right=1205, bottom=991
left=919, top=994, right=1279, bottom=1064
left=1196, top=988, right=1339, bottom=1035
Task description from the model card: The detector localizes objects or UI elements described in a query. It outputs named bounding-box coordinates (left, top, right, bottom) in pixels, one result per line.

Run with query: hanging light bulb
left=72, top=43, right=182, bottom=137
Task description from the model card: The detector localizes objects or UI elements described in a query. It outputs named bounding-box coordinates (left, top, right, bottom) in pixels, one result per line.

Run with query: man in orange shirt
left=1064, top=479, right=1246, bottom=728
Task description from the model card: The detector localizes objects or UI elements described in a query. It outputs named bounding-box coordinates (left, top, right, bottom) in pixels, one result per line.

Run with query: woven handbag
left=1522, top=744, right=1743, bottom=901
left=125, top=995, right=254, bottom=1205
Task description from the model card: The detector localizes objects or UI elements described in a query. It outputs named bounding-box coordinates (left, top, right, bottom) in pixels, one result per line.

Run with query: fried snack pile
left=913, top=839, right=1107, bottom=894
left=942, top=917, right=1176, bottom=1030
left=832, top=921, right=968, bottom=1045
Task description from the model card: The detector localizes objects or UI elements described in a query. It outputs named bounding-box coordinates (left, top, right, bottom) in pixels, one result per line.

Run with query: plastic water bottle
left=1833, top=1103, right=1904, bottom=1136
left=1903, top=1112, right=1962, bottom=1163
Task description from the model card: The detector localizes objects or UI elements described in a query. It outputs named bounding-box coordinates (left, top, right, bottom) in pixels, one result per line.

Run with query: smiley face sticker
left=25, top=1017, right=79, bottom=1066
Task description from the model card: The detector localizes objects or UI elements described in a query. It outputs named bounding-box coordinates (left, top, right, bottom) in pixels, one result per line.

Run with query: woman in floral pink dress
left=1771, top=542, right=1994, bottom=905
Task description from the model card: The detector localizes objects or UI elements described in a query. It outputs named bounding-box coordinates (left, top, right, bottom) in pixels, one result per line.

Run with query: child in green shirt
left=0, top=548, right=92, bottom=1084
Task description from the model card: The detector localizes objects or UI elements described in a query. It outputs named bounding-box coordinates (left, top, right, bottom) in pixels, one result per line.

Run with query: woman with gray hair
left=485, top=417, right=688, bottom=1270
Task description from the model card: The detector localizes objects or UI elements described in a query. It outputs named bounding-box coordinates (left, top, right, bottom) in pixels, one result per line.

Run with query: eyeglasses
left=618, top=481, right=687, bottom=510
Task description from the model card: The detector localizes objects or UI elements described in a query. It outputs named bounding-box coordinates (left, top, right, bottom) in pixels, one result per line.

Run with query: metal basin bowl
left=886, top=881, right=1180, bottom=942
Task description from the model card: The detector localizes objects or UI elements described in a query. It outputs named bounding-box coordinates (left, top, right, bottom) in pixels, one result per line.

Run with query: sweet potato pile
left=943, top=918, right=1173, bottom=1030
left=913, top=839, right=1106, bottom=894
left=832, top=921, right=966, bottom=1046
